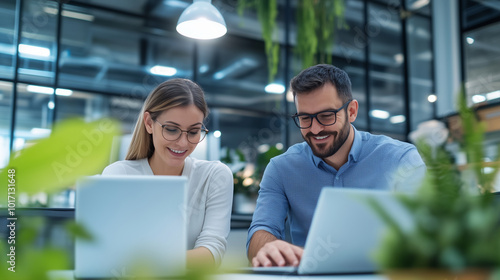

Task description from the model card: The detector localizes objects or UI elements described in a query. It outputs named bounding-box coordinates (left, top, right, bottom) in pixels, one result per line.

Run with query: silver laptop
left=251, top=187, right=413, bottom=275
left=74, top=175, right=187, bottom=279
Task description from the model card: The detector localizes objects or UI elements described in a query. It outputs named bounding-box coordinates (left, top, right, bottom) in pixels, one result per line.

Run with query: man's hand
left=251, top=240, right=303, bottom=267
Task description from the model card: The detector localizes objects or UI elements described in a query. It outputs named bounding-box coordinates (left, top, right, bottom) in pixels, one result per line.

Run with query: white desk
left=49, top=270, right=388, bottom=280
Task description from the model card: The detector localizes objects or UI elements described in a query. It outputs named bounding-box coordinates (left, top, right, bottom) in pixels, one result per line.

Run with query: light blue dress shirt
left=247, top=126, right=426, bottom=249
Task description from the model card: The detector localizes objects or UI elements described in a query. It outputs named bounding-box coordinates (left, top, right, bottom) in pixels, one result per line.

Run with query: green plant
left=238, top=0, right=279, bottom=83
left=221, top=146, right=283, bottom=196
left=369, top=89, right=500, bottom=272
left=237, top=0, right=346, bottom=82
left=0, top=118, right=119, bottom=279
left=297, top=0, right=346, bottom=69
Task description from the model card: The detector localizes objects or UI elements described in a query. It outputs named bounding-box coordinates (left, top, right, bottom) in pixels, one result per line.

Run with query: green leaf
left=66, top=221, right=94, bottom=241
left=1, top=118, right=120, bottom=202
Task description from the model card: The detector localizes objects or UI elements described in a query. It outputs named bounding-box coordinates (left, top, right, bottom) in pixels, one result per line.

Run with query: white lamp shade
left=176, top=0, right=227, bottom=40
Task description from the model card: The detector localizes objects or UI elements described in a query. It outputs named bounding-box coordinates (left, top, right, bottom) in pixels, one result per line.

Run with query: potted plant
left=368, top=91, right=500, bottom=279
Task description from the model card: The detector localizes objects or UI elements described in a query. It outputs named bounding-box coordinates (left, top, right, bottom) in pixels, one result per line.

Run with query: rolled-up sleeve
left=246, top=159, right=289, bottom=252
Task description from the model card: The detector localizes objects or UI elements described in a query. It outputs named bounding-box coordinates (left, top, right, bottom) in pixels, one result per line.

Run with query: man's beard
left=303, top=121, right=351, bottom=159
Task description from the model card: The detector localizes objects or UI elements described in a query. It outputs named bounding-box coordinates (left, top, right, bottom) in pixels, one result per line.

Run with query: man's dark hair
left=290, top=64, right=353, bottom=102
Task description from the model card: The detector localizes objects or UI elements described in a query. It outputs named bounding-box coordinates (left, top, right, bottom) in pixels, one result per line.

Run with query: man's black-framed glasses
left=292, top=100, right=352, bottom=129
left=155, top=120, right=209, bottom=144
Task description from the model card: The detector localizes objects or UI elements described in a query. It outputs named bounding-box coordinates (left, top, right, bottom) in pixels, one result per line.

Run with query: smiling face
left=144, top=104, right=204, bottom=174
left=295, top=83, right=358, bottom=161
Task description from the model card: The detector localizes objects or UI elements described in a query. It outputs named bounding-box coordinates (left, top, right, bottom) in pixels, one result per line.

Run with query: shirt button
left=335, top=177, right=339, bottom=180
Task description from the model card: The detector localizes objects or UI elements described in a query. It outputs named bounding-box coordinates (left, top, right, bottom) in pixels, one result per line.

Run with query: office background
left=1, top=0, right=500, bottom=207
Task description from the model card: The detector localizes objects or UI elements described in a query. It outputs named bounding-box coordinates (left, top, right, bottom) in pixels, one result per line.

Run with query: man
left=247, top=64, right=426, bottom=267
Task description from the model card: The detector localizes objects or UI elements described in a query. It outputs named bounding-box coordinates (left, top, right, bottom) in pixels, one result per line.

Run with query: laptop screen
left=74, top=175, right=187, bottom=278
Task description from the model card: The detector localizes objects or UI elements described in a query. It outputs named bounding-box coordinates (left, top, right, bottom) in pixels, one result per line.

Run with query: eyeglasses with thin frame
left=292, top=100, right=352, bottom=129
left=155, top=120, right=209, bottom=144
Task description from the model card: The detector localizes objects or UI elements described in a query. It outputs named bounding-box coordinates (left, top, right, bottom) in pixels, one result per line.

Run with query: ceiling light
left=18, top=44, right=50, bottom=57
left=370, top=110, right=390, bottom=119
left=390, top=115, right=406, bottom=124
left=164, top=0, right=190, bottom=9
left=427, top=94, right=437, bottom=103
left=31, top=128, right=51, bottom=136
left=212, top=58, right=257, bottom=80
left=150, top=65, right=177, bottom=76
left=55, top=89, right=73, bottom=96
left=394, top=53, right=404, bottom=64
left=48, top=101, right=55, bottom=109
left=265, top=83, right=285, bottom=94
left=43, top=7, right=95, bottom=21
left=486, top=90, right=500, bottom=100
left=410, top=0, right=430, bottom=10
left=199, top=64, right=209, bottom=73
left=26, top=85, right=73, bottom=96
left=213, top=130, right=221, bottom=138
left=466, top=37, right=474, bottom=45
left=176, top=0, right=227, bottom=40
left=472, top=94, right=486, bottom=103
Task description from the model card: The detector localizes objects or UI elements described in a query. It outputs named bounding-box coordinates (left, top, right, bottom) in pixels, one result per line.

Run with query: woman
left=102, top=78, right=233, bottom=268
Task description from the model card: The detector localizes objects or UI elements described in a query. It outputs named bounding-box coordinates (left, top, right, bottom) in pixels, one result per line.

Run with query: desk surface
left=48, top=270, right=388, bottom=280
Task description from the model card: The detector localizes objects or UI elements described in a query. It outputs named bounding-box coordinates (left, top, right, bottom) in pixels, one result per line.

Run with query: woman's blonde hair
left=126, top=78, right=208, bottom=160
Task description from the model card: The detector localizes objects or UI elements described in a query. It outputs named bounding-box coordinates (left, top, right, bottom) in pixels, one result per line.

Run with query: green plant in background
left=255, top=145, right=283, bottom=182
left=0, top=118, right=119, bottom=279
left=221, top=148, right=257, bottom=195
left=221, top=146, right=283, bottom=197
left=238, top=0, right=346, bottom=82
left=237, top=0, right=279, bottom=82
left=368, top=89, right=500, bottom=274
left=297, top=0, right=346, bottom=69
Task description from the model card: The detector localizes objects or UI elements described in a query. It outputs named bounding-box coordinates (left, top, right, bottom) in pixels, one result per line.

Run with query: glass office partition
left=13, top=83, right=54, bottom=152
left=17, top=0, right=58, bottom=85
left=59, top=4, right=194, bottom=97
left=0, top=0, right=16, bottom=80
left=407, top=15, right=434, bottom=130
left=462, top=0, right=500, bottom=30
left=368, top=2, right=406, bottom=139
left=464, top=22, right=500, bottom=106
left=0, top=81, right=13, bottom=168
left=197, top=36, right=277, bottom=112
left=332, top=0, right=367, bottom=131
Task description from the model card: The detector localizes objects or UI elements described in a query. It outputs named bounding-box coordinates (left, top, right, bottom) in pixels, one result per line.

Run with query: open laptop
left=250, top=187, right=413, bottom=275
left=74, top=175, right=187, bottom=279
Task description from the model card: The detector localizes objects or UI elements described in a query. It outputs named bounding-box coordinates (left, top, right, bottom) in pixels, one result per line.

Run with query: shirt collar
left=310, top=125, right=361, bottom=168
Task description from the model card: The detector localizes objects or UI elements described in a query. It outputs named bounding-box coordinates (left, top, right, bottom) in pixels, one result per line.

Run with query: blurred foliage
left=0, top=118, right=119, bottom=203
left=296, top=0, right=346, bottom=69
left=221, top=146, right=283, bottom=196
left=1, top=118, right=119, bottom=279
left=237, top=0, right=346, bottom=82
left=237, top=0, right=279, bottom=82
left=255, top=146, right=283, bottom=179
left=370, top=88, right=500, bottom=272
left=0, top=217, right=69, bottom=280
